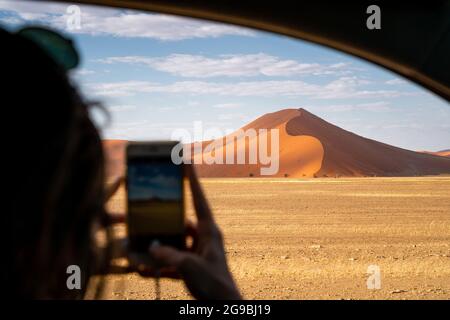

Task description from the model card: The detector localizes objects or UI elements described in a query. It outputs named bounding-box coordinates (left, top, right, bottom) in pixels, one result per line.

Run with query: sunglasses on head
left=16, top=26, right=79, bottom=71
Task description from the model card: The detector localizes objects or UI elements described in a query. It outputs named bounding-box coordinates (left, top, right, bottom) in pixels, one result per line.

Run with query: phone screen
left=127, top=156, right=184, bottom=252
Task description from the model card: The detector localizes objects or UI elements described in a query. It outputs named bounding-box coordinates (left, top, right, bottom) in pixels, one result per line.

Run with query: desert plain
left=92, top=176, right=450, bottom=300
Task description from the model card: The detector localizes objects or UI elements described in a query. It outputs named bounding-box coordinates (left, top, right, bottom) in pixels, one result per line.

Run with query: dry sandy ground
left=90, top=177, right=450, bottom=300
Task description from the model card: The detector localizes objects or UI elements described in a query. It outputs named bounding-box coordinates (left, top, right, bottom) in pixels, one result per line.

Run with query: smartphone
left=126, top=141, right=185, bottom=253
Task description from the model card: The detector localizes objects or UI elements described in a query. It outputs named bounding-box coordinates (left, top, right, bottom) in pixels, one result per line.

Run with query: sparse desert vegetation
left=95, top=177, right=450, bottom=300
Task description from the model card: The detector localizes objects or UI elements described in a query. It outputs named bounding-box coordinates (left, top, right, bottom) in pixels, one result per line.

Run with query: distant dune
left=421, top=149, right=450, bottom=158
left=189, top=109, right=324, bottom=177
left=438, top=150, right=450, bottom=157
left=102, top=108, right=450, bottom=178
left=189, top=108, right=450, bottom=177
left=102, top=139, right=127, bottom=180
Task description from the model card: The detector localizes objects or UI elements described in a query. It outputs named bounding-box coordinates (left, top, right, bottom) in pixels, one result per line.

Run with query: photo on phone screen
left=126, top=142, right=185, bottom=252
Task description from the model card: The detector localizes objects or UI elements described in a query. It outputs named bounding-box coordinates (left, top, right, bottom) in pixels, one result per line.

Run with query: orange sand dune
left=438, top=150, right=450, bottom=157
left=189, top=108, right=450, bottom=177
left=190, top=109, right=324, bottom=177
left=421, top=149, right=450, bottom=158
left=102, top=108, right=450, bottom=178
left=103, top=139, right=127, bottom=180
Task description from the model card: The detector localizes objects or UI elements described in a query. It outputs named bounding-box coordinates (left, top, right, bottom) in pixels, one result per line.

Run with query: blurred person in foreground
left=1, top=26, right=241, bottom=300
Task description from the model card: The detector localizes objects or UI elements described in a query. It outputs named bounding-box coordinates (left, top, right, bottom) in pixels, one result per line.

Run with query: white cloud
left=72, top=68, right=95, bottom=76
left=213, top=103, right=242, bottom=109
left=108, top=104, right=137, bottom=112
left=97, top=53, right=350, bottom=77
left=0, top=0, right=68, bottom=18
left=157, top=106, right=183, bottom=112
left=88, top=80, right=153, bottom=97
left=0, top=15, right=21, bottom=24
left=0, top=0, right=254, bottom=40
left=218, top=113, right=248, bottom=120
left=382, top=123, right=424, bottom=129
left=386, top=78, right=407, bottom=85
left=100, top=119, right=195, bottom=140
left=87, top=77, right=415, bottom=99
left=314, top=101, right=392, bottom=112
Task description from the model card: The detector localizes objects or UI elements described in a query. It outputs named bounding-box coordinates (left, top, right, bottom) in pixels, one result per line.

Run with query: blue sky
left=128, top=163, right=181, bottom=201
left=1, top=0, right=449, bottom=151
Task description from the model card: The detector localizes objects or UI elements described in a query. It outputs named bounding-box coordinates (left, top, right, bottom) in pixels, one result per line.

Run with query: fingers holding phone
left=123, top=142, right=240, bottom=299
left=125, top=141, right=185, bottom=276
left=126, top=141, right=186, bottom=251
left=146, top=162, right=241, bottom=299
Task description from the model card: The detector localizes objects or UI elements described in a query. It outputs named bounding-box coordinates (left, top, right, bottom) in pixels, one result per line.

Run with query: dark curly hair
left=1, top=27, right=108, bottom=299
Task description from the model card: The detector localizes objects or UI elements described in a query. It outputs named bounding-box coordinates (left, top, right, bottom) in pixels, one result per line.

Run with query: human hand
left=148, top=165, right=241, bottom=300
left=102, top=166, right=241, bottom=300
